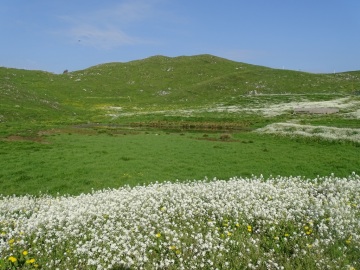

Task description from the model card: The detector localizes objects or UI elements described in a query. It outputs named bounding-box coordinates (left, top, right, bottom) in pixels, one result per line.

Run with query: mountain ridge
left=3, top=54, right=359, bottom=74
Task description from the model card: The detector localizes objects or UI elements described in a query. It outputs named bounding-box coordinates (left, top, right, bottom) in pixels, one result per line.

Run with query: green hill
left=1, top=54, right=360, bottom=128
left=1, top=55, right=360, bottom=196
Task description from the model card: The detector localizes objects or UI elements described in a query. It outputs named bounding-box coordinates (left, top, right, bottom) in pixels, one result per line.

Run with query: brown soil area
left=4, top=135, right=49, bottom=144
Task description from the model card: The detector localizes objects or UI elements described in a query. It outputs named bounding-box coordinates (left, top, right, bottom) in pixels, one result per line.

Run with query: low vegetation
left=1, top=54, right=360, bottom=269
left=1, top=54, right=360, bottom=126
left=0, top=129, right=359, bottom=196
left=1, top=174, right=359, bottom=269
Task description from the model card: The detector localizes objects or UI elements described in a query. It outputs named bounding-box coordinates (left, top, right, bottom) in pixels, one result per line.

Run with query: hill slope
left=1, top=54, right=360, bottom=125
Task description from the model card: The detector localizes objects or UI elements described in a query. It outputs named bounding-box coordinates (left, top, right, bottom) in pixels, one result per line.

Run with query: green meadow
left=1, top=54, right=360, bottom=196
left=0, top=127, right=359, bottom=196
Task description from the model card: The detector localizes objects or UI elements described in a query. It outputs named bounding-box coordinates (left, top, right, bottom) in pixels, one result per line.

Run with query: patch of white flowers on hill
left=207, top=96, right=359, bottom=117
left=105, top=96, right=360, bottom=119
left=1, top=174, right=360, bottom=269
left=256, top=122, right=360, bottom=143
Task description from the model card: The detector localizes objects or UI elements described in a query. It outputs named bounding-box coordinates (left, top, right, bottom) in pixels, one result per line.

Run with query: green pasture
left=1, top=127, right=359, bottom=196
left=1, top=54, right=360, bottom=196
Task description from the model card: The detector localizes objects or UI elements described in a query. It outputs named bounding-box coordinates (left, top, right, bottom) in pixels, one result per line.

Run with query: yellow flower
left=169, top=245, right=176, bottom=250
left=227, top=232, right=232, bottom=236
left=304, top=224, right=313, bottom=235
left=155, top=233, right=161, bottom=238
left=284, top=233, right=290, bottom=237
left=235, top=223, right=240, bottom=228
left=8, top=239, right=15, bottom=244
left=247, top=225, right=252, bottom=232
left=22, top=250, right=28, bottom=256
left=8, top=256, right=17, bottom=263
left=346, top=236, right=352, bottom=244
left=26, top=258, right=36, bottom=264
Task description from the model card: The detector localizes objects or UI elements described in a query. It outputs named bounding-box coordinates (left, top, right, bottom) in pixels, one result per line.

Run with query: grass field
left=1, top=55, right=360, bottom=269
left=0, top=127, right=359, bottom=196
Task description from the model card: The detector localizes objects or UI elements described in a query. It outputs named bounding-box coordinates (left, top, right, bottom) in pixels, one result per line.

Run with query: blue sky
left=1, top=0, right=359, bottom=73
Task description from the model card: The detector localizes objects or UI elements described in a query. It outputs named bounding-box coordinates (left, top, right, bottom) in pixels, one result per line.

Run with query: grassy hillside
left=1, top=54, right=360, bottom=127
left=1, top=55, right=359, bottom=269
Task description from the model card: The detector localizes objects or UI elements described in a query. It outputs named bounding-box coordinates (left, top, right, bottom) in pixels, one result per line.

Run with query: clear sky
left=1, top=0, right=359, bottom=74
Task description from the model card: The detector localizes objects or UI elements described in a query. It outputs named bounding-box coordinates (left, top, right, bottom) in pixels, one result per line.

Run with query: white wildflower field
left=1, top=174, right=359, bottom=269
left=105, top=96, right=360, bottom=119
left=255, top=123, right=360, bottom=143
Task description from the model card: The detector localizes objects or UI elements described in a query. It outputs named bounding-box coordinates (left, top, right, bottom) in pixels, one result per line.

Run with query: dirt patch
left=38, top=127, right=98, bottom=136
left=2, top=127, right=98, bottom=144
left=4, top=135, right=49, bottom=144
left=197, top=138, right=237, bottom=142
left=195, top=137, right=240, bottom=143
